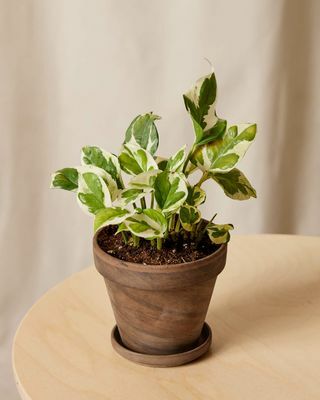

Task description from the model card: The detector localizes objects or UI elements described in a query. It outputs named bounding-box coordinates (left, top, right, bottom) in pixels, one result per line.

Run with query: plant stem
left=150, top=192, right=155, bottom=208
left=196, top=171, right=209, bottom=187
left=156, top=238, right=163, bottom=250
left=140, top=197, right=147, bottom=209
left=196, top=213, right=217, bottom=244
left=121, top=232, right=129, bottom=244
left=175, top=218, right=181, bottom=232
left=182, top=145, right=195, bottom=174
left=132, top=235, right=140, bottom=247
left=150, top=239, right=155, bottom=247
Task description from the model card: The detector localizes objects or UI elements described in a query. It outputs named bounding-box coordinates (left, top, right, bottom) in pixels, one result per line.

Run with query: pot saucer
left=111, top=322, right=212, bottom=367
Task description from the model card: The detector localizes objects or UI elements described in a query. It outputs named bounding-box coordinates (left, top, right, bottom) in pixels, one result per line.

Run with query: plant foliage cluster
left=51, top=69, right=257, bottom=250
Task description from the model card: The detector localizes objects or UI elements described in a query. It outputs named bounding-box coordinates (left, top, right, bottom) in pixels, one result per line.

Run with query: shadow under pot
left=93, top=228, right=227, bottom=367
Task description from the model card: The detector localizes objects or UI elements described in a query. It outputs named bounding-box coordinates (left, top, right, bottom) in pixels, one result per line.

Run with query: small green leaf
left=50, top=168, right=78, bottom=191
left=94, top=207, right=133, bottom=231
left=179, top=205, right=201, bottom=232
left=154, top=171, right=188, bottom=214
left=81, top=146, right=123, bottom=189
left=212, top=168, right=257, bottom=200
left=124, top=113, right=161, bottom=155
left=119, top=144, right=158, bottom=176
left=128, top=170, right=160, bottom=190
left=186, top=186, right=206, bottom=206
left=77, top=172, right=111, bottom=215
left=117, top=209, right=167, bottom=239
left=166, top=145, right=187, bottom=172
left=207, top=223, right=234, bottom=244
left=113, top=188, right=145, bottom=207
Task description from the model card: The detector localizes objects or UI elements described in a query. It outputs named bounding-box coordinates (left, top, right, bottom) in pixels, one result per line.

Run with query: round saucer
left=111, top=322, right=212, bottom=367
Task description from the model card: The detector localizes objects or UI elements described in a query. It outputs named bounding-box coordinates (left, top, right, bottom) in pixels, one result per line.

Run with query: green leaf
left=207, top=223, right=234, bottom=244
left=117, top=209, right=167, bottom=239
left=192, top=123, right=257, bottom=173
left=128, top=170, right=160, bottom=190
left=81, top=146, right=123, bottom=189
left=124, top=113, right=161, bottom=155
left=119, top=144, right=158, bottom=176
left=179, top=205, right=201, bottom=232
left=186, top=186, right=206, bottom=206
left=156, top=156, right=168, bottom=171
left=94, top=207, right=133, bottom=231
left=154, top=171, right=188, bottom=214
left=212, top=168, right=257, bottom=200
left=183, top=72, right=220, bottom=133
left=113, top=188, right=145, bottom=207
left=77, top=172, right=112, bottom=215
left=166, top=145, right=187, bottom=172
left=50, top=168, right=78, bottom=191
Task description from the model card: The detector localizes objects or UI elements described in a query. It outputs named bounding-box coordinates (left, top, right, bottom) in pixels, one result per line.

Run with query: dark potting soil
left=97, top=225, right=219, bottom=265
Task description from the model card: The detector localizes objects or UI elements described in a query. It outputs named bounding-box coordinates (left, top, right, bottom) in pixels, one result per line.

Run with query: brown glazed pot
left=93, top=230, right=227, bottom=356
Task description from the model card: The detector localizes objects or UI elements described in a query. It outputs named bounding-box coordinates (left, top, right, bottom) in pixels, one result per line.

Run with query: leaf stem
left=196, top=171, right=209, bottom=187
left=196, top=213, right=217, bottom=244
left=182, top=145, right=196, bottom=174
left=132, top=235, right=140, bottom=247
left=156, top=238, right=163, bottom=250
left=121, top=232, right=129, bottom=244
left=150, top=192, right=155, bottom=208
left=140, top=197, right=147, bottom=209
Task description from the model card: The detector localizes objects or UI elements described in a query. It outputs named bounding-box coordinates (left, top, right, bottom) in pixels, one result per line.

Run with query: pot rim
left=93, top=227, right=227, bottom=274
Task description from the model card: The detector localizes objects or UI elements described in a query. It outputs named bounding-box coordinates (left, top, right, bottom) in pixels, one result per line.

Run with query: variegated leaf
left=154, top=171, right=188, bottom=214
left=94, top=207, right=133, bottom=231
left=212, top=168, right=257, bottom=200
left=81, top=146, right=123, bottom=189
left=117, top=209, right=167, bottom=239
left=166, top=145, right=186, bottom=172
left=192, top=124, right=257, bottom=173
left=186, top=186, right=206, bottom=206
left=124, top=113, right=160, bottom=155
left=50, top=165, right=116, bottom=196
left=77, top=172, right=112, bottom=215
left=128, top=170, right=160, bottom=190
left=179, top=205, right=201, bottom=232
left=207, top=223, right=234, bottom=244
left=155, top=156, right=168, bottom=171
left=119, top=144, right=158, bottom=176
left=113, top=188, right=145, bottom=207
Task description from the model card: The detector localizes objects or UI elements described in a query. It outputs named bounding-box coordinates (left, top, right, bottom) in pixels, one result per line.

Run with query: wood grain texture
left=13, top=235, right=320, bottom=400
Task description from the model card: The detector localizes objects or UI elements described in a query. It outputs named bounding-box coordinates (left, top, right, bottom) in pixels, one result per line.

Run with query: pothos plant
left=51, top=69, right=257, bottom=251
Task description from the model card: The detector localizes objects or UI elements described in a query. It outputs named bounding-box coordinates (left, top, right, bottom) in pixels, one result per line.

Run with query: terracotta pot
left=93, top=230, right=227, bottom=356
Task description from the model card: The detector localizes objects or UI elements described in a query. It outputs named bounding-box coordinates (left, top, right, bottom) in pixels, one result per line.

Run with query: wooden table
left=12, top=235, right=320, bottom=400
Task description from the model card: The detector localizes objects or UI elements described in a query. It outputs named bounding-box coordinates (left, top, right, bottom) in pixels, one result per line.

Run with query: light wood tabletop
left=12, top=235, right=320, bottom=400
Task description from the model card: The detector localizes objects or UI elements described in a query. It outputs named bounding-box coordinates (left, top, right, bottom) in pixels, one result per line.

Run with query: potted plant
left=51, top=67, right=257, bottom=367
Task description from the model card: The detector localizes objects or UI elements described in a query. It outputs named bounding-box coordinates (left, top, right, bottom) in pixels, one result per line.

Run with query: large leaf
left=154, top=171, right=188, bottom=214
left=186, top=186, right=206, bottom=206
left=77, top=172, right=112, bottom=215
left=166, top=145, right=186, bottom=172
left=119, top=144, right=158, bottom=176
left=81, top=146, right=123, bottom=189
left=212, top=168, right=257, bottom=200
left=179, top=205, right=201, bottom=232
left=117, top=209, right=167, bottom=239
left=113, top=188, right=145, bottom=207
left=94, top=207, right=133, bottom=231
left=128, top=170, right=160, bottom=190
left=192, top=124, right=257, bottom=173
left=207, top=223, right=234, bottom=244
left=124, top=113, right=160, bottom=155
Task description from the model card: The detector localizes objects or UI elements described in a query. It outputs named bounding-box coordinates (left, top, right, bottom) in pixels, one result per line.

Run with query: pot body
left=93, top=232, right=227, bottom=355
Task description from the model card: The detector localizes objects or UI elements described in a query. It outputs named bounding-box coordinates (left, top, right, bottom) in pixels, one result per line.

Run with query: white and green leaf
left=117, top=209, right=167, bottom=239
left=207, top=223, right=234, bottom=244
left=128, top=170, right=160, bottom=190
left=119, top=144, right=158, bottom=176
left=155, top=156, right=168, bottom=171
left=124, top=113, right=160, bottom=155
left=186, top=186, right=206, bottom=206
left=77, top=172, right=112, bottom=215
left=113, top=188, right=145, bottom=207
left=81, top=146, right=123, bottom=189
left=212, top=168, right=257, bottom=200
left=179, top=205, right=201, bottom=232
left=166, top=145, right=187, bottom=172
left=192, top=124, right=257, bottom=173
left=94, top=207, right=133, bottom=231
left=154, top=171, right=188, bottom=214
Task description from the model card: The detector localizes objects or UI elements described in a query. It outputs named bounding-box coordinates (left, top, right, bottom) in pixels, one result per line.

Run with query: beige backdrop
left=1, top=0, right=320, bottom=398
